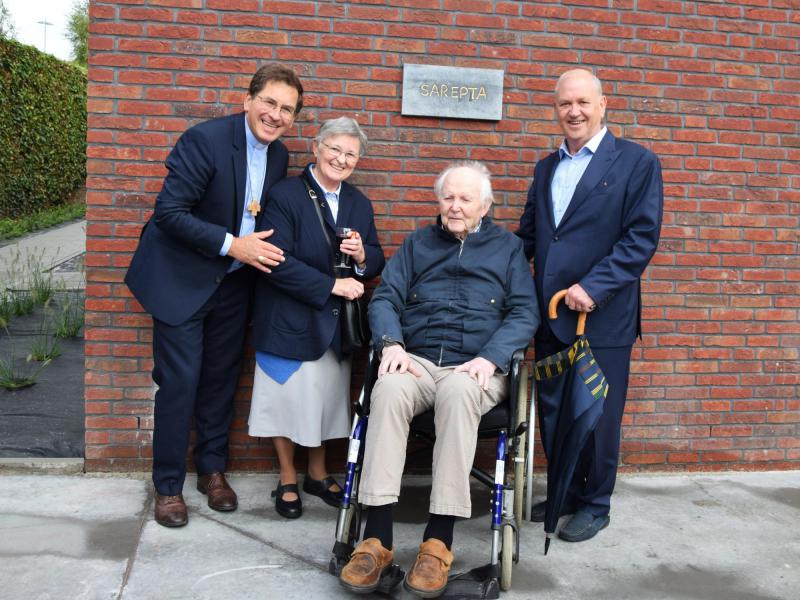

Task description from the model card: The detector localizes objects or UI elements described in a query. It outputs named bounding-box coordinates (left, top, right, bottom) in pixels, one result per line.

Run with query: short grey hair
left=315, top=116, right=368, bottom=156
left=434, top=161, right=494, bottom=208
left=555, top=69, right=603, bottom=96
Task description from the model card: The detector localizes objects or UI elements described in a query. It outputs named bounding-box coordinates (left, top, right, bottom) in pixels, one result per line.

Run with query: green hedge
left=0, top=38, right=86, bottom=219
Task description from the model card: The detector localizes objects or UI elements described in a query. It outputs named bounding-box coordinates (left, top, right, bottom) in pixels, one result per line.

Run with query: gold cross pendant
left=247, top=199, right=261, bottom=217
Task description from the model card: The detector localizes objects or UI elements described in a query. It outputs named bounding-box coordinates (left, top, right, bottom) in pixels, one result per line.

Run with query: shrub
left=0, top=38, right=87, bottom=219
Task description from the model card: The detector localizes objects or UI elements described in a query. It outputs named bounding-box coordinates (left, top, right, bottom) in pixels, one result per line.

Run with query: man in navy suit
left=125, top=64, right=303, bottom=527
left=518, top=69, right=663, bottom=542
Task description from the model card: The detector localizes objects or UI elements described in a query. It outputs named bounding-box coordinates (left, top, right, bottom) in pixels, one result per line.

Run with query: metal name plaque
left=401, top=64, right=504, bottom=121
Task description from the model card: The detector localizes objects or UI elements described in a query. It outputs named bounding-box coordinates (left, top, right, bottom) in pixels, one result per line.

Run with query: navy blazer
left=125, top=113, right=288, bottom=325
left=518, top=131, right=663, bottom=347
left=250, top=165, right=385, bottom=360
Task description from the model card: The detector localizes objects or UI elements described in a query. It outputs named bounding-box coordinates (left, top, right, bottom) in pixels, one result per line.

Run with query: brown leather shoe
left=196, top=472, right=237, bottom=512
left=404, top=538, right=453, bottom=598
left=154, top=493, right=188, bottom=528
left=339, top=537, right=394, bottom=594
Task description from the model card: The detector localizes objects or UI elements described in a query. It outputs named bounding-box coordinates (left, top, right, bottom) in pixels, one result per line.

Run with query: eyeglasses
left=320, top=141, right=360, bottom=164
left=253, top=95, right=297, bottom=120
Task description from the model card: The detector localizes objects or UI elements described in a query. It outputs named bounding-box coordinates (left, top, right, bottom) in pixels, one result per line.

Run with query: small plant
left=0, top=290, right=12, bottom=325
left=10, top=291, right=35, bottom=316
left=54, top=291, right=84, bottom=338
left=0, top=354, right=51, bottom=391
left=27, top=250, right=55, bottom=305
left=0, top=321, right=50, bottom=391
left=30, top=301, right=61, bottom=362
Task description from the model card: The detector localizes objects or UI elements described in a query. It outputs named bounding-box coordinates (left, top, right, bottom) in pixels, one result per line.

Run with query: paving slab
left=0, top=475, right=147, bottom=600
left=0, top=220, right=86, bottom=290
left=0, top=471, right=797, bottom=600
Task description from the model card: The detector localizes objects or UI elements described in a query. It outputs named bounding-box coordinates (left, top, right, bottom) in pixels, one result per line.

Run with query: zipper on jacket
left=438, top=237, right=466, bottom=367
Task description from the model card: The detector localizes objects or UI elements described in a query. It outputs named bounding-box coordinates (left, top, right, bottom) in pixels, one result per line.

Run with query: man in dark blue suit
left=518, top=69, right=663, bottom=542
left=125, top=64, right=303, bottom=527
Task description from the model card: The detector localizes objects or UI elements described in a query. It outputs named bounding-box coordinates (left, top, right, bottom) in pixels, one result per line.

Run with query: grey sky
left=5, top=0, right=73, bottom=61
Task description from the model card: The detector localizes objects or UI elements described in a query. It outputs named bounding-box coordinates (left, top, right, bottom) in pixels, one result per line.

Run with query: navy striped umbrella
left=535, top=290, right=608, bottom=555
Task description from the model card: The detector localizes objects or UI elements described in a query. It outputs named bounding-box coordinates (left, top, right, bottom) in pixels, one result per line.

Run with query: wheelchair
left=328, top=348, right=535, bottom=596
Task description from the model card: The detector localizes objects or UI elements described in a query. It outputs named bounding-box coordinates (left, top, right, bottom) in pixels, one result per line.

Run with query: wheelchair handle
left=548, top=289, right=587, bottom=336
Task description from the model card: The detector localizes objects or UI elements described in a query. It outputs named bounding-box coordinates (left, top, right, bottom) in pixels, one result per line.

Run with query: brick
left=84, top=0, right=800, bottom=474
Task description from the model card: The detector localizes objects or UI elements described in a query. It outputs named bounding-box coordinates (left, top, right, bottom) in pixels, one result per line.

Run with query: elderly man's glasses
left=254, top=95, right=296, bottom=120
left=320, top=141, right=359, bottom=164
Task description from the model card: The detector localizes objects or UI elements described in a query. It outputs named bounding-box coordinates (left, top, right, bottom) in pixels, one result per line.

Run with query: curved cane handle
left=548, top=289, right=587, bottom=336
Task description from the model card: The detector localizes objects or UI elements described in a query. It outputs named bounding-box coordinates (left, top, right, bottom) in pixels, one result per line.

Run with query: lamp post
left=37, top=19, right=53, bottom=53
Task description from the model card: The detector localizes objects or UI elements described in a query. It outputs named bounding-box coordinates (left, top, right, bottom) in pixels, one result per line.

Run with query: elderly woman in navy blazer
left=248, top=117, right=385, bottom=519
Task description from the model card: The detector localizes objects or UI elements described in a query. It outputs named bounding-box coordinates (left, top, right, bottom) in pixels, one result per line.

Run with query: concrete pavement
left=0, top=220, right=85, bottom=290
left=0, top=470, right=797, bottom=600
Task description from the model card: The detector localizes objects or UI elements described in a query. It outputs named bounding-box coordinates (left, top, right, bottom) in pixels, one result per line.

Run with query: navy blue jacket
left=125, top=113, right=288, bottom=325
left=368, top=218, right=539, bottom=373
left=518, top=131, right=663, bottom=347
left=250, top=165, right=385, bottom=360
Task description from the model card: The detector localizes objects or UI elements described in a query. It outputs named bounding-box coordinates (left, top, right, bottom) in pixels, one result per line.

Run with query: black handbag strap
left=300, top=173, right=334, bottom=255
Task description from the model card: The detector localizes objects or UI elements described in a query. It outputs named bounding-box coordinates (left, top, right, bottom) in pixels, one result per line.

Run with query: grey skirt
left=248, top=348, right=351, bottom=447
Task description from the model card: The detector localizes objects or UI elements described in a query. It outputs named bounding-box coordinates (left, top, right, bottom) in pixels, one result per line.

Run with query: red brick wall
left=85, top=0, right=799, bottom=473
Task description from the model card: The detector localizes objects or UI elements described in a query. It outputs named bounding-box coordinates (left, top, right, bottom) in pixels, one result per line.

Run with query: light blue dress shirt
left=551, top=126, right=607, bottom=227
left=220, top=116, right=269, bottom=269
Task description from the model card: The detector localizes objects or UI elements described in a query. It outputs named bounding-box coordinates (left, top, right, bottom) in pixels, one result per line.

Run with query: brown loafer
left=197, top=472, right=237, bottom=512
left=339, top=537, right=394, bottom=594
left=404, top=538, right=453, bottom=598
left=154, top=493, right=188, bottom=528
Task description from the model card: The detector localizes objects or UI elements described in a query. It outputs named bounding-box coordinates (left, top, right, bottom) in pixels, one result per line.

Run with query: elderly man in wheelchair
left=338, top=161, right=539, bottom=598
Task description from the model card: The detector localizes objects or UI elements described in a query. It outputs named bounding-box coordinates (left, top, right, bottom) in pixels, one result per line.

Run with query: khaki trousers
left=358, top=353, right=508, bottom=518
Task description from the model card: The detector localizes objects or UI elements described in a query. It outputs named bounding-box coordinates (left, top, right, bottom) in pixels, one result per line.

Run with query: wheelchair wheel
left=500, top=523, right=514, bottom=590
left=513, top=365, right=529, bottom=524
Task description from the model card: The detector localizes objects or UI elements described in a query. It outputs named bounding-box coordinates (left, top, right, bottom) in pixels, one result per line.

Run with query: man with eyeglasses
left=126, top=64, right=303, bottom=528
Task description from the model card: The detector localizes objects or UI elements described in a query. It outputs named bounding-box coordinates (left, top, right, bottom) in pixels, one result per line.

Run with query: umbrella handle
left=548, top=289, right=587, bottom=336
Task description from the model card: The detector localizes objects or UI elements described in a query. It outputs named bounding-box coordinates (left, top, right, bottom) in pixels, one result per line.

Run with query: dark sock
left=363, top=504, right=393, bottom=550
left=423, top=513, right=455, bottom=549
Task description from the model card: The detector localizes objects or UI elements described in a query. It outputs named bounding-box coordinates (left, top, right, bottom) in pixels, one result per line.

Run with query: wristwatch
left=377, top=334, right=402, bottom=352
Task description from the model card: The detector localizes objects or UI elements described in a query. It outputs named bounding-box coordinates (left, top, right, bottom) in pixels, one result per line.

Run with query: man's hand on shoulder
left=454, top=357, right=497, bottom=391
left=228, top=229, right=285, bottom=273
left=378, top=344, right=422, bottom=378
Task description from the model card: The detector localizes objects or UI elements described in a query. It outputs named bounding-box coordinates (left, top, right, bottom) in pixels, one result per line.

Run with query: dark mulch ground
left=0, top=293, right=84, bottom=458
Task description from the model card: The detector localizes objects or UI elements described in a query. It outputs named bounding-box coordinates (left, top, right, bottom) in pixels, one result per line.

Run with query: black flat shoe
left=302, top=475, right=344, bottom=508
left=272, top=482, right=302, bottom=519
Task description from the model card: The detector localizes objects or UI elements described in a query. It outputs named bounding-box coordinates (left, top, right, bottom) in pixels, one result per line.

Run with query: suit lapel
left=304, top=166, right=337, bottom=233
left=542, top=152, right=559, bottom=231
left=335, top=186, right=353, bottom=228
left=261, top=140, right=285, bottom=207
left=320, top=196, right=337, bottom=230
left=259, top=144, right=273, bottom=210
left=231, top=115, right=247, bottom=233
left=558, top=131, right=620, bottom=228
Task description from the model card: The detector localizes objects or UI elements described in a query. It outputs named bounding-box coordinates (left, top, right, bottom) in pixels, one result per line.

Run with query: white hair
left=555, top=69, right=603, bottom=96
left=434, top=161, right=494, bottom=208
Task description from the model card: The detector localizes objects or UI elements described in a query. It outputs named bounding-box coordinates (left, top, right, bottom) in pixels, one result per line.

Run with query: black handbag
left=300, top=174, right=370, bottom=354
